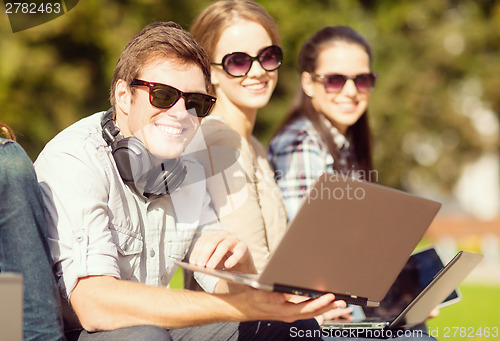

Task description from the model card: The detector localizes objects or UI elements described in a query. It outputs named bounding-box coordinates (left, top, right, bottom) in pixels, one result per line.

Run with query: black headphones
left=101, top=108, right=187, bottom=198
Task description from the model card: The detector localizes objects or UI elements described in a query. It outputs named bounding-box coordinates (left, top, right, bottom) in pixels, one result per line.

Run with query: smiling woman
left=183, top=0, right=287, bottom=280
left=268, top=25, right=377, bottom=222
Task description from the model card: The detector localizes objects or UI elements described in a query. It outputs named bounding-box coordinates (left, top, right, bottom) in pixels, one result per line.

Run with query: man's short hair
left=110, top=21, right=212, bottom=106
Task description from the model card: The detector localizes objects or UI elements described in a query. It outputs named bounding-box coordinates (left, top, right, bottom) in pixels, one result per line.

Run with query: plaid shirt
left=268, top=117, right=355, bottom=221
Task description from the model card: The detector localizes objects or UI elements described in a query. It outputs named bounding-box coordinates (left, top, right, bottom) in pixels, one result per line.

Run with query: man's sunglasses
left=312, top=73, right=377, bottom=93
left=212, top=45, right=283, bottom=77
left=130, top=79, right=216, bottom=118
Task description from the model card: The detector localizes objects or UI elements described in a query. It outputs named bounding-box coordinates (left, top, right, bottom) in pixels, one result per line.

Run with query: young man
left=34, top=22, right=341, bottom=340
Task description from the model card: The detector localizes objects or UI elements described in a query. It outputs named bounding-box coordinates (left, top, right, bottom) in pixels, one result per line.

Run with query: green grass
left=169, top=267, right=184, bottom=289
left=426, top=284, right=500, bottom=340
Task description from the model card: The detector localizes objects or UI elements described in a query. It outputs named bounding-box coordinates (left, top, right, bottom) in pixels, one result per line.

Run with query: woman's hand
left=189, top=230, right=256, bottom=273
left=315, top=306, right=354, bottom=325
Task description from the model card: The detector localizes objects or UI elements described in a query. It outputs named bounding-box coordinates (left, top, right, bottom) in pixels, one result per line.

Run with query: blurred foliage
left=1, top=0, right=499, bottom=194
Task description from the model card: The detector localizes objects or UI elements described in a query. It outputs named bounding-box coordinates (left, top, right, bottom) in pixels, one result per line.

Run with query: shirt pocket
left=109, top=226, right=143, bottom=280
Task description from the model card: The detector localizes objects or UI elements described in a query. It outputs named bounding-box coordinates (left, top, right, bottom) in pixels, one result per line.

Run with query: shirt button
left=150, top=249, right=156, bottom=257
left=161, top=274, right=169, bottom=286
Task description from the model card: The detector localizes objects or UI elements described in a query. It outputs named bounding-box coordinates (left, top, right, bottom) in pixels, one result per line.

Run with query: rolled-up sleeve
left=35, top=138, right=120, bottom=299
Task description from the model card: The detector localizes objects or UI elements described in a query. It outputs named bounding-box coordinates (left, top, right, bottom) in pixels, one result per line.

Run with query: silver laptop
left=176, top=173, right=441, bottom=307
left=324, top=251, right=483, bottom=330
left=0, top=273, right=23, bottom=341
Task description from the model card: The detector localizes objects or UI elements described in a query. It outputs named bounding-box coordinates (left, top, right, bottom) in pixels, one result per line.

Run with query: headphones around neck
left=101, top=108, right=187, bottom=198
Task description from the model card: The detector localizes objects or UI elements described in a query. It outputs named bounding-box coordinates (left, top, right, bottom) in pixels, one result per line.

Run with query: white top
left=34, top=112, right=220, bottom=299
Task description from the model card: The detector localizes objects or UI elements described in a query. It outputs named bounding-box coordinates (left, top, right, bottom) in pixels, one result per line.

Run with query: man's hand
left=232, top=289, right=346, bottom=323
left=189, top=230, right=255, bottom=273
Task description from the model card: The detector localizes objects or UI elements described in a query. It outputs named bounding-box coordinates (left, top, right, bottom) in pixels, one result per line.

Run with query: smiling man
left=34, top=22, right=341, bottom=341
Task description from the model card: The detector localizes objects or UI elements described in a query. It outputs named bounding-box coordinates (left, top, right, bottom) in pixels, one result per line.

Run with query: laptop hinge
left=273, top=284, right=375, bottom=307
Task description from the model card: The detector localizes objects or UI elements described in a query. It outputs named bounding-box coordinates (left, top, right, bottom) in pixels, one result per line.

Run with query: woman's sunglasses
left=212, top=45, right=283, bottom=77
left=312, top=73, right=377, bottom=93
left=129, top=79, right=216, bottom=118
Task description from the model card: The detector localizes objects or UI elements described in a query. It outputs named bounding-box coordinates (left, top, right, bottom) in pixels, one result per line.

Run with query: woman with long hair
left=188, top=0, right=287, bottom=273
left=268, top=25, right=377, bottom=221
left=268, top=26, right=442, bottom=329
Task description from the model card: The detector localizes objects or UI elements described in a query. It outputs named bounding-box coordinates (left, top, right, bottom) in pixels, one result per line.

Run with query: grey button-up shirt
left=35, top=112, right=220, bottom=300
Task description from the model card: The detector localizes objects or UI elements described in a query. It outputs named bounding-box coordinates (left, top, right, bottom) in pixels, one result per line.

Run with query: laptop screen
left=363, top=247, right=459, bottom=319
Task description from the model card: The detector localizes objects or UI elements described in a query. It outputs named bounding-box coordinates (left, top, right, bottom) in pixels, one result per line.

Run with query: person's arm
left=0, top=140, right=66, bottom=341
left=71, top=275, right=342, bottom=331
left=70, top=230, right=344, bottom=332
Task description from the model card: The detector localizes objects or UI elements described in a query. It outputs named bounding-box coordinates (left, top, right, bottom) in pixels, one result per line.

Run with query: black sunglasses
left=312, top=73, right=377, bottom=93
left=212, top=45, right=283, bottom=77
left=129, top=79, right=216, bottom=118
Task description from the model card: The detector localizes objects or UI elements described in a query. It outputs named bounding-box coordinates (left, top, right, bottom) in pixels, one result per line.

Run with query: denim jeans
left=0, top=138, right=66, bottom=341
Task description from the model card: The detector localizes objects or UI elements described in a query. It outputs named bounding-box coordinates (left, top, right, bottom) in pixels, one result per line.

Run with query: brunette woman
left=268, top=26, right=377, bottom=221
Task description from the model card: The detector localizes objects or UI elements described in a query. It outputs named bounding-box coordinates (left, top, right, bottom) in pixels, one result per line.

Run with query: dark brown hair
left=110, top=21, right=212, bottom=106
left=278, top=26, right=374, bottom=174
